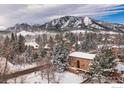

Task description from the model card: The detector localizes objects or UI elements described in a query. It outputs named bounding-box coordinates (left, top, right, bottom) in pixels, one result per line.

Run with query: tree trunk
left=98, top=76, right=101, bottom=83
left=40, top=71, right=44, bottom=80
left=46, top=69, right=50, bottom=83
left=3, top=58, right=8, bottom=75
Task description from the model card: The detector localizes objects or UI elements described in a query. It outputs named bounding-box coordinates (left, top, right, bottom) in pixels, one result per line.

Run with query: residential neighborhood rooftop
left=25, top=42, right=39, bottom=49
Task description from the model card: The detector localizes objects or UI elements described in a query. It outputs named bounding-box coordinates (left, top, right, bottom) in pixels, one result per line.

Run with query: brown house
left=68, top=52, right=96, bottom=73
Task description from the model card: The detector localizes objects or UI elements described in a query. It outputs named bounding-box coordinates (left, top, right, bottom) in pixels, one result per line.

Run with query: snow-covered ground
left=70, top=30, right=118, bottom=35
left=100, top=31, right=118, bottom=34
left=8, top=71, right=84, bottom=83
left=17, top=30, right=57, bottom=37
left=115, top=62, right=124, bottom=73
left=71, top=30, right=86, bottom=33
left=0, top=57, right=84, bottom=83
left=0, top=57, right=38, bottom=72
left=56, top=72, right=83, bottom=83
left=17, top=31, right=45, bottom=36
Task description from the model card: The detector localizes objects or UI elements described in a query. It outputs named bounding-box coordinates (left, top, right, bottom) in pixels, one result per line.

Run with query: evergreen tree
left=18, top=34, right=26, bottom=53
left=48, top=36, right=54, bottom=49
left=75, top=42, right=80, bottom=51
left=53, top=41, right=69, bottom=72
left=42, top=34, right=47, bottom=44
left=9, top=41, right=18, bottom=63
left=78, top=32, right=83, bottom=41
left=103, top=34, right=109, bottom=45
left=2, top=36, right=11, bottom=59
left=69, top=33, right=76, bottom=45
left=3, top=36, right=10, bottom=47
left=38, top=48, right=47, bottom=58
left=24, top=46, right=33, bottom=63
left=55, top=34, right=62, bottom=43
left=90, top=47, right=117, bottom=83
left=9, top=33, right=18, bottom=63
left=64, top=32, right=70, bottom=39
left=10, top=33, right=15, bottom=42
left=35, top=35, right=42, bottom=45
left=96, top=33, right=103, bottom=44
left=24, top=46, right=38, bottom=63
left=81, top=32, right=96, bottom=52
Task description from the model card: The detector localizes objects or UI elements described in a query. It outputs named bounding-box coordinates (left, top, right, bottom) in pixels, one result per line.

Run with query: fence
left=0, top=64, right=51, bottom=83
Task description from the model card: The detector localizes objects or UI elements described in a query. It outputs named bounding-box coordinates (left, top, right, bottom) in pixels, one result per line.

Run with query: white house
left=25, top=42, right=39, bottom=49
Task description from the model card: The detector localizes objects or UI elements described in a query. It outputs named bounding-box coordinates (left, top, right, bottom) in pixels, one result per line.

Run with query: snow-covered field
left=7, top=71, right=84, bottom=83
left=17, top=31, right=44, bottom=36
left=17, top=30, right=57, bottom=37
left=0, top=57, right=38, bottom=72
left=0, top=57, right=84, bottom=83
left=56, top=72, right=84, bottom=83
left=71, top=30, right=118, bottom=34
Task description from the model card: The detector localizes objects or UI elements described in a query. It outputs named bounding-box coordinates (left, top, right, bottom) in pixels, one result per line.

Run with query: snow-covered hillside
left=40, top=16, right=124, bottom=32
left=17, top=31, right=35, bottom=36
left=83, top=16, right=92, bottom=26
left=5, top=16, right=124, bottom=32
left=16, top=30, right=57, bottom=37
left=17, top=30, right=46, bottom=36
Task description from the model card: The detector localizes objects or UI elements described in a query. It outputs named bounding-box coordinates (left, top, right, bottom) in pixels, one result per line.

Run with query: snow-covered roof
left=112, top=45, right=124, bottom=48
left=98, top=44, right=124, bottom=49
left=44, top=44, right=50, bottom=49
left=69, top=52, right=96, bottom=60
left=25, top=42, right=39, bottom=49
left=77, top=41, right=81, bottom=44
left=115, top=62, right=124, bottom=72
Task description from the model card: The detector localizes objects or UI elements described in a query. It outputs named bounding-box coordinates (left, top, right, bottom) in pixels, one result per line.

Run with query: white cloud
left=0, top=26, right=6, bottom=30
left=0, top=4, right=123, bottom=27
left=26, top=4, right=58, bottom=10
left=47, top=15, right=65, bottom=20
left=0, top=16, right=7, bottom=26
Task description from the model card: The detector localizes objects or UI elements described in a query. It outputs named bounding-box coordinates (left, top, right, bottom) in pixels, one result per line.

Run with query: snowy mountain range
left=5, top=16, right=124, bottom=33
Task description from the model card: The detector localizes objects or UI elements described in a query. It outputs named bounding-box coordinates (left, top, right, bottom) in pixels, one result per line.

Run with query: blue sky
left=98, top=4, right=124, bottom=24
left=0, top=4, right=124, bottom=29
